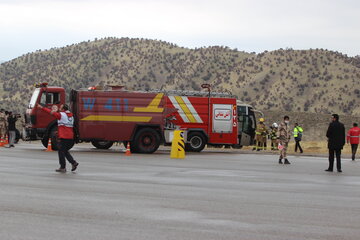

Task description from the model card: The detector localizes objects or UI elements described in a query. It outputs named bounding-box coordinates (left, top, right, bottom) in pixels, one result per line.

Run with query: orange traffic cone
left=45, top=138, right=53, bottom=152
left=125, top=142, right=131, bottom=156
left=5, top=136, right=8, bottom=145
left=0, top=139, right=4, bottom=147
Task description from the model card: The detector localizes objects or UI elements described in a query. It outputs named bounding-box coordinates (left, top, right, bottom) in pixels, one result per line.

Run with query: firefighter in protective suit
left=270, top=123, right=278, bottom=150
left=255, top=118, right=268, bottom=151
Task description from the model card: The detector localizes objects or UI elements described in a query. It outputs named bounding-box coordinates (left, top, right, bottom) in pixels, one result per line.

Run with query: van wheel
left=133, top=128, right=160, bottom=153
left=232, top=144, right=243, bottom=149
left=91, top=140, right=114, bottom=149
left=186, top=132, right=206, bottom=152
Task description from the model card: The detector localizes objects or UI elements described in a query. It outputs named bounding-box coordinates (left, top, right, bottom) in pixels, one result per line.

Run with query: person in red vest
left=347, top=123, right=360, bottom=161
left=37, top=103, right=79, bottom=172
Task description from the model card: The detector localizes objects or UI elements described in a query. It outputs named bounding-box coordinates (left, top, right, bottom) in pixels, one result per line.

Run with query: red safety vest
left=347, top=127, right=360, bottom=144
left=42, top=108, right=74, bottom=139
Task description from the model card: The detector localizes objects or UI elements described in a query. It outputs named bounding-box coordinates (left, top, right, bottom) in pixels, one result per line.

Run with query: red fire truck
left=24, top=83, right=258, bottom=153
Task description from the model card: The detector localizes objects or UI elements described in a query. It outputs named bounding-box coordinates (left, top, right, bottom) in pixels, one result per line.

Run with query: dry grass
left=242, top=141, right=353, bottom=155
left=290, top=141, right=353, bottom=154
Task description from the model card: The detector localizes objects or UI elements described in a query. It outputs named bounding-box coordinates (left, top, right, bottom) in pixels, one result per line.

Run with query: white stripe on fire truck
left=169, top=96, right=190, bottom=123
left=182, top=97, right=203, bottom=123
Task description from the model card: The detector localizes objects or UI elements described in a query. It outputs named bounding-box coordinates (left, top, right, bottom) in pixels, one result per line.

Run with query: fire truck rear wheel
left=133, top=128, right=160, bottom=154
left=186, top=132, right=206, bottom=152
left=91, top=140, right=114, bottom=149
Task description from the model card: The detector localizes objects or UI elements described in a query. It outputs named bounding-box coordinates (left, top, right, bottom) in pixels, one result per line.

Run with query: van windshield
left=237, top=105, right=256, bottom=134
left=29, top=88, right=40, bottom=109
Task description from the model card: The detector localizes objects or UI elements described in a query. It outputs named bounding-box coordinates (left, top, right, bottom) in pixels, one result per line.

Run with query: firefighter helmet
left=259, top=118, right=265, bottom=122
left=272, top=122, right=278, bottom=128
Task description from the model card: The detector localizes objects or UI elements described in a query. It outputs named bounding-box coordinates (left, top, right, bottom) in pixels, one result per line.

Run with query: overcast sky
left=0, top=0, right=359, bottom=61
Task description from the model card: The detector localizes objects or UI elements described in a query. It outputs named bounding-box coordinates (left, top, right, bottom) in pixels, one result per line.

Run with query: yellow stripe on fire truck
left=181, top=97, right=203, bottom=123
left=81, top=115, right=152, bottom=122
left=133, top=93, right=164, bottom=113
left=169, top=96, right=203, bottom=123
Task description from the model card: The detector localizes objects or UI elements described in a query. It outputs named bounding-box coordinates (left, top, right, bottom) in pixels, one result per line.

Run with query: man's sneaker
left=71, top=162, right=79, bottom=172
left=55, top=168, right=66, bottom=173
left=279, top=159, right=283, bottom=164
left=284, top=159, right=290, bottom=164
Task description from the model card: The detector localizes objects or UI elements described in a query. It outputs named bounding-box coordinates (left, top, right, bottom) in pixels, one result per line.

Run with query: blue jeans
left=9, top=130, right=16, bottom=146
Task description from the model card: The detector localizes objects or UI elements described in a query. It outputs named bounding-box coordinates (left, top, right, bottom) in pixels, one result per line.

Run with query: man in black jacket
left=325, top=114, right=345, bottom=172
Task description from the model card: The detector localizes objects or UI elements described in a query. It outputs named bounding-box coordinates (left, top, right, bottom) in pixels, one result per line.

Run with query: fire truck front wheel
left=41, top=127, right=69, bottom=151
left=186, top=132, right=206, bottom=152
left=41, top=138, right=50, bottom=149
left=133, top=128, right=160, bottom=154
left=91, top=140, right=114, bottom=149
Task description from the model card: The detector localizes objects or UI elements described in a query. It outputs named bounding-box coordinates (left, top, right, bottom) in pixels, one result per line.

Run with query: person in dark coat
left=325, top=114, right=345, bottom=172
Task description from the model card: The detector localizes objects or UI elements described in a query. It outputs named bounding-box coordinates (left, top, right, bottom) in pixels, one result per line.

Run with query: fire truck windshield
left=29, top=88, right=40, bottom=109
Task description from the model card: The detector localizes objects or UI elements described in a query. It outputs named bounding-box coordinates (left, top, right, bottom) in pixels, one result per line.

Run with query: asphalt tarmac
left=1, top=142, right=360, bottom=240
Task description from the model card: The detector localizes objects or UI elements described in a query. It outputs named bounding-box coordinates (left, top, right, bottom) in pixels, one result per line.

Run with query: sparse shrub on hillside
left=1, top=38, right=360, bottom=115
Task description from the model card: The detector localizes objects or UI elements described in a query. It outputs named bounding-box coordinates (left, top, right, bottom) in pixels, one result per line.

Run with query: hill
left=0, top=37, right=359, bottom=118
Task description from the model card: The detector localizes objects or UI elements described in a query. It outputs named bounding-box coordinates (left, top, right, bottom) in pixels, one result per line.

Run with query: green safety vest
left=293, top=126, right=303, bottom=137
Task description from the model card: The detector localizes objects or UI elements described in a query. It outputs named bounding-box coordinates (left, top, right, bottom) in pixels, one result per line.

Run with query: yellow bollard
left=170, top=130, right=186, bottom=159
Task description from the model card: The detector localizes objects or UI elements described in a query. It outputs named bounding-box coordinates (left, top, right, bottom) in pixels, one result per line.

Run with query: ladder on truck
left=89, top=85, right=237, bottom=98
left=140, top=89, right=236, bottom=98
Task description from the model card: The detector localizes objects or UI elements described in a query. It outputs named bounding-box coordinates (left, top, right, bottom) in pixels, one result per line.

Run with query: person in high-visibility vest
left=293, top=123, right=303, bottom=153
left=347, top=123, right=360, bottom=161
left=255, top=118, right=268, bottom=151
left=38, top=104, right=79, bottom=173
left=270, top=123, right=278, bottom=150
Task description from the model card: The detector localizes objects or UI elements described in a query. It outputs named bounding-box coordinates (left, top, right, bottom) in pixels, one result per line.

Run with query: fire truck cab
left=25, top=83, right=66, bottom=148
